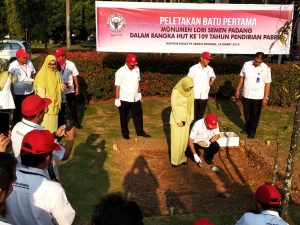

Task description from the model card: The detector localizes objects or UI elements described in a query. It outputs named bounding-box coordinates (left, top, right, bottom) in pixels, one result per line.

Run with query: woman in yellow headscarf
left=170, top=76, right=194, bottom=167
left=34, top=55, right=63, bottom=132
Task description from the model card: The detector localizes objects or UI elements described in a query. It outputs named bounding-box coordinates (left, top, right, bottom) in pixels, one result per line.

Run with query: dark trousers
left=58, top=93, right=80, bottom=126
left=242, top=97, right=262, bottom=137
left=203, top=142, right=220, bottom=164
left=13, top=93, right=33, bottom=126
left=119, top=100, right=144, bottom=137
left=189, top=141, right=220, bottom=164
left=194, top=99, right=208, bottom=121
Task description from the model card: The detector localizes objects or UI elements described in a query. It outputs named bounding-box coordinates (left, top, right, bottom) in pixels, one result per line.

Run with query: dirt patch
left=113, top=137, right=300, bottom=217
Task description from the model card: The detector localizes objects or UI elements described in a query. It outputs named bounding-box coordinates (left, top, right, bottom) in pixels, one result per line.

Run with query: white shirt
left=240, top=60, right=271, bottom=99
left=188, top=63, right=216, bottom=99
left=190, top=119, right=220, bottom=143
left=115, top=64, right=140, bottom=102
left=0, top=216, right=12, bottom=225
left=11, top=119, right=65, bottom=163
left=235, top=210, right=288, bottom=225
left=0, top=74, right=15, bottom=109
left=5, top=166, right=75, bottom=225
left=59, top=60, right=79, bottom=95
left=8, top=60, right=36, bottom=95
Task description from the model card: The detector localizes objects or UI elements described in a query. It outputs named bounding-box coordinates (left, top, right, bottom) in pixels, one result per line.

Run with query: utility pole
left=66, top=0, right=71, bottom=50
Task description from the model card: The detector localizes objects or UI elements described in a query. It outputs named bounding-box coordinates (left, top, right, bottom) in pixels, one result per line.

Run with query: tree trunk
left=66, top=0, right=71, bottom=50
left=282, top=95, right=300, bottom=218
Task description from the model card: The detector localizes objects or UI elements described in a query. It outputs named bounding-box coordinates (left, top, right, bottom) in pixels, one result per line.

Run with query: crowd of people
left=0, top=50, right=288, bottom=225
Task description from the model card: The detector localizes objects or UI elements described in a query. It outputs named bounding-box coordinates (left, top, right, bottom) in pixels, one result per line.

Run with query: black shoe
left=181, top=162, right=188, bottom=166
left=171, top=164, right=178, bottom=168
left=248, top=135, right=254, bottom=139
left=123, top=135, right=130, bottom=140
left=137, top=132, right=151, bottom=138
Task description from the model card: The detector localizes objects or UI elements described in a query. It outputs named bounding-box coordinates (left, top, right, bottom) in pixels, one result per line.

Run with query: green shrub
left=68, top=52, right=299, bottom=106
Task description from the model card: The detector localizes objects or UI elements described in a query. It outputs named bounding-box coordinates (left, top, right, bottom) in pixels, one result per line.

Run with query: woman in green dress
left=34, top=55, right=63, bottom=132
left=170, top=76, right=194, bottom=167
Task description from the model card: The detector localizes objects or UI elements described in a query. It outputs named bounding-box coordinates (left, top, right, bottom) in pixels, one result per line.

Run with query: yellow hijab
left=173, top=76, right=194, bottom=114
left=34, top=55, right=62, bottom=114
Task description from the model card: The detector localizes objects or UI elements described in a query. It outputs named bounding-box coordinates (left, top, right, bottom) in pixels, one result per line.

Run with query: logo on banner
left=107, top=14, right=126, bottom=32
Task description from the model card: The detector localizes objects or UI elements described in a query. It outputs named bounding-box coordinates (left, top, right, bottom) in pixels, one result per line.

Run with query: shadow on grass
left=123, top=155, right=160, bottom=216
left=161, top=106, right=171, bottom=158
left=59, top=133, right=110, bottom=225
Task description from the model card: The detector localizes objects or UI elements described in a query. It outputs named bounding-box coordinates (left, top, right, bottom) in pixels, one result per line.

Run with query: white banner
left=96, top=2, right=294, bottom=54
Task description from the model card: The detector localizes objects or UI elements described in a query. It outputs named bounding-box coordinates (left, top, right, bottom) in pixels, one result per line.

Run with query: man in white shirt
left=114, top=54, right=150, bottom=139
left=8, top=49, right=36, bottom=125
left=188, top=52, right=216, bottom=121
left=235, top=184, right=288, bottom=225
left=235, top=52, right=271, bottom=139
left=0, top=153, right=17, bottom=225
left=188, top=113, right=220, bottom=170
left=54, top=48, right=82, bottom=129
left=11, top=95, right=75, bottom=181
left=5, top=130, right=75, bottom=225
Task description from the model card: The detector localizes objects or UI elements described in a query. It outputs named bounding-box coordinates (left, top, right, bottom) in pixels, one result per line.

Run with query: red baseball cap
left=54, top=48, right=66, bottom=58
left=126, top=54, right=138, bottom=66
left=21, top=130, right=61, bottom=154
left=255, top=185, right=281, bottom=206
left=193, top=217, right=215, bottom=225
left=205, top=113, right=218, bottom=129
left=22, top=95, right=52, bottom=117
left=200, top=52, right=212, bottom=60
left=16, top=49, right=29, bottom=58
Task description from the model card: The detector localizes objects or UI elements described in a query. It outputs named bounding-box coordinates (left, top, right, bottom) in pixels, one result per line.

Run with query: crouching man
left=5, top=130, right=75, bottom=225
left=188, top=113, right=220, bottom=171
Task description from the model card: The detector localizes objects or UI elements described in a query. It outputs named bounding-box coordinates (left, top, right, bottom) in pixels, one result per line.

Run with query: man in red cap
left=54, top=48, right=82, bottom=129
left=188, top=52, right=216, bottom=121
left=114, top=54, right=150, bottom=139
left=8, top=48, right=36, bottom=125
left=11, top=94, right=75, bottom=181
left=5, top=130, right=75, bottom=225
left=235, top=184, right=288, bottom=225
left=188, top=113, right=220, bottom=170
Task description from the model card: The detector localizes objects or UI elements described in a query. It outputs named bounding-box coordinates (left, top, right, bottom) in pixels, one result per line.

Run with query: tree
left=4, top=0, right=22, bottom=39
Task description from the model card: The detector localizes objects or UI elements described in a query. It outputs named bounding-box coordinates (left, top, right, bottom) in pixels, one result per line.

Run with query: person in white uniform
left=55, top=48, right=82, bottom=129
left=188, top=52, right=216, bottom=121
left=114, top=54, right=150, bottom=139
left=8, top=49, right=36, bottom=125
left=235, top=52, right=271, bottom=139
left=235, top=184, right=288, bottom=225
left=188, top=113, right=220, bottom=170
left=0, top=59, right=18, bottom=111
left=5, top=129, right=75, bottom=225
left=11, top=95, right=75, bottom=181
left=0, top=153, right=17, bottom=225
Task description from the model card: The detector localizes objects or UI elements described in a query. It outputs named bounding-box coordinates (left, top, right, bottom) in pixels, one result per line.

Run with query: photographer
left=11, top=95, right=75, bottom=181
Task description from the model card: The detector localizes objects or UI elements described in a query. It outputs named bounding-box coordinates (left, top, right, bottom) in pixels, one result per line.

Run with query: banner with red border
left=96, top=2, right=294, bottom=54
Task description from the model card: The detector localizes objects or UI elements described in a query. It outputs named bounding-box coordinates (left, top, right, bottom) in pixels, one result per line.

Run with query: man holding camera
left=11, top=95, right=75, bottom=181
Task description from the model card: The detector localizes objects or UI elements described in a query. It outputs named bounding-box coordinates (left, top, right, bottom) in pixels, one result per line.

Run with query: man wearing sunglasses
left=188, top=51, right=216, bottom=121
left=235, top=52, right=271, bottom=139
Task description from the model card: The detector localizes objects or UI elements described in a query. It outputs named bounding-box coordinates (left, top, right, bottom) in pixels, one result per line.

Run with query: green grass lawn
left=57, top=97, right=298, bottom=225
